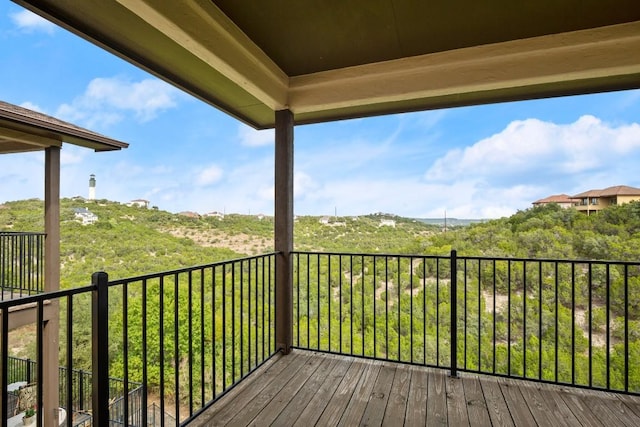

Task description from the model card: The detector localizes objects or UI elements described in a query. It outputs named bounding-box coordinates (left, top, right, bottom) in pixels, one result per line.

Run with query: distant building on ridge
left=531, top=194, right=573, bottom=209
left=128, top=199, right=150, bottom=208
left=204, top=211, right=225, bottom=220
left=89, top=174, right=96, bottom=200
left=570, top=185, right=640, bottom=215
left=74, top=207, right=98, bottom=225
left=532, top=185, right=640, bottom=215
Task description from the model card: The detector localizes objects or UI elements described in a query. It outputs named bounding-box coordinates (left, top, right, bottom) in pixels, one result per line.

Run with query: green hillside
left=424, top=202, right=640, bottom=261
left=3, top=199, right=640, bottom=288
left=0, top=199, right=442, bottom=285
left=1, top=198, right=241, bottom=286
left=4, top=198, right=640, bottom=288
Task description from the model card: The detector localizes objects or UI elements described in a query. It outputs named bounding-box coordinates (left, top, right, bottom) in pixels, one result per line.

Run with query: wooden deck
left=191, top=349, right=640, bottom=427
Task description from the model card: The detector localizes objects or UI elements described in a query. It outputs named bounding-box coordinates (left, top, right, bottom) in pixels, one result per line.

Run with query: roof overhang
left=0, top=101, right=128, bottom=154
left=13, top=0, right=640, bottom=129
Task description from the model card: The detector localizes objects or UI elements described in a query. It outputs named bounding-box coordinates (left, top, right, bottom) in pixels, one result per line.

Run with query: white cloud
left=55, top=77, right=181, bottom=128
left=10, top=10, right=55, bottom=34
left=412, top=115, right=640, bottom=218
left=0, top=152, right=44, bottom=203
left=60, top=145, right=87, bottom=165
left=425, top=115, right=640, bottom=183
left=237, top=125, right=274, bottom=147
left=195, top=165, right=224, bottom=186
left=294, top=172, right=319, bottom=198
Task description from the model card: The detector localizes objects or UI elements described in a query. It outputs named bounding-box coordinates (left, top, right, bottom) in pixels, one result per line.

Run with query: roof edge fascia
left=288, top=21, right=640, bottom=116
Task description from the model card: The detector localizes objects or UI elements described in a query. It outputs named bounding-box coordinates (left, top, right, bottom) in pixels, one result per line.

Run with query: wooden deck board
left=404, top=366, right=428, bottom=427
left=381, top=364, right=411, bottom=427
left=220, top=352, right=311, bottom=426
left=269, top=355, right=339, bottom=426
left=425, top=368, right=448, bottom=427
left=498, top=379, right=537, bottom=427
left=249, top=353, right=327, bottom=426
left=461, top=376, right=492, bottom=427
left=537, top=386, right=582, bottom=426
left=190, top=353, right=290, bottom=427
left=313, top=358, right=367, bottom=426
left=295, top=355, right=354, bottom=425
left=616, top=393, right=640, bottom=419
left=192, top=350, right=640, bottom=426
left=337, top=359, right=382, bottom=427
left=478, top=377, right=515, bottom=427
left=359, top=364, right=395, bottom=426
left=445, top=376, right=469, bottom=426
left=581, top=391, right=640, bottom=427
left=551, top=389, right=603, bottom=427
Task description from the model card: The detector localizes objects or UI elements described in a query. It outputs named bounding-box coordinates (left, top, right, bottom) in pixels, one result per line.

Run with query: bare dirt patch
left=482, top=290, right=509, bottom=314
left=162, top=227, right=272, bottom=255
left=8, top=324, right=37, bottom=358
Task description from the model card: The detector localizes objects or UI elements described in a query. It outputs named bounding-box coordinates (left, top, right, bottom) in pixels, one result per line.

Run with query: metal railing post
left=450, top=250, right=458, bottom=378
left=78, top=371, right=84, bottom=411
left=92, top=272, right=109, bottom=427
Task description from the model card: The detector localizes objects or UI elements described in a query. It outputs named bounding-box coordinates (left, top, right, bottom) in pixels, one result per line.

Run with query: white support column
left=274, top=109, right=294, bottom=354
left=43, top=146, right=60, bottom=427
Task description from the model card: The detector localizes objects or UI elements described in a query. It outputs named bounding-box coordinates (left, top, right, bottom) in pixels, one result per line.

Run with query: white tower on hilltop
left=89, top=174, right=96, bottom=200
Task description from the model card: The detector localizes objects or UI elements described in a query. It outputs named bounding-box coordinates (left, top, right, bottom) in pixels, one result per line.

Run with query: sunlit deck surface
left=192, top=349, right=640, bottom=427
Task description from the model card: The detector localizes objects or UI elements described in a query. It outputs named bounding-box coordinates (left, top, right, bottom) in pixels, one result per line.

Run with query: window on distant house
left=591, top=197, right=598, bottom=205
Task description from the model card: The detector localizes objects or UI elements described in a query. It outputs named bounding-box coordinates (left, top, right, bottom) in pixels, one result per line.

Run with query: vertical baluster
left=450, top=250, right=457, bottom=378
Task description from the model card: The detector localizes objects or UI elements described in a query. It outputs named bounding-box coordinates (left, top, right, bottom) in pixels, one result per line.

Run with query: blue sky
left=2, top=4, right=640, bottom=219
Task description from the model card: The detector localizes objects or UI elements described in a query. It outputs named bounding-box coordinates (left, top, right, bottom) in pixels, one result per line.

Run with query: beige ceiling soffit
left=0, top=127, right=61, bottom=148
left=0, top=141, right=43, bottom=154
left=289, top=21, right=640, bottom=114
left=116, top=0, right=289, bottom=110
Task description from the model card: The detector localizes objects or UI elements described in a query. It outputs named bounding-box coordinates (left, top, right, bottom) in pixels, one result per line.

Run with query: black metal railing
left=0, top=232, right=45, bottom=299
left=1, top=253, right=277, bottom=427
left=5, top=356, right=143, bottom=425
left=292, top=250, right=640, bottom=394
left=100, top=252, right=277, bottom=426
left=4, top=249, right=640, bottom=426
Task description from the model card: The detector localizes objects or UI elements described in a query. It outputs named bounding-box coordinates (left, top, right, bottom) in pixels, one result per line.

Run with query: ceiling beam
left=0, top=141, right=45, bottom=154
left=115, top=0, right=289, bottom=110
left=288, top=21, right=640, bottom=115
left=0, top=127, right=61, bottom=148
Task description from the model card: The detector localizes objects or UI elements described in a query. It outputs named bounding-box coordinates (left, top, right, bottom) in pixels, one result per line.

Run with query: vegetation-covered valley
left=3, top=198, right=640, bottom=408
left=5, top=198, right=640, bottom=281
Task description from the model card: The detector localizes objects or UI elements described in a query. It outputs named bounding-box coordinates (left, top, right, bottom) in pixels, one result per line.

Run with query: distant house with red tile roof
left=569, top=185, right=640, bottom=215
left=532, top=194, right=573, bottom=209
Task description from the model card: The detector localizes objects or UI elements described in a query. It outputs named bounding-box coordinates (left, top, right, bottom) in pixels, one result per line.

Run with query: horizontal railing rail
left=0, top=232, right=45, bottom=299
left=292, top=250, right=640, bottom=394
